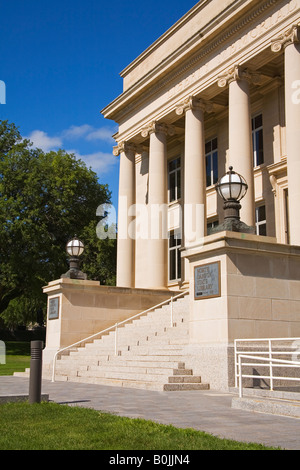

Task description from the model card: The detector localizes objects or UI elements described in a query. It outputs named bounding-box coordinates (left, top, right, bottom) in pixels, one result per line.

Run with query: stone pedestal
left=183, top=231, right=300, bottom=390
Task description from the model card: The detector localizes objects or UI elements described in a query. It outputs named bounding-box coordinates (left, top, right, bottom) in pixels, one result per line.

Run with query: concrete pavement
left=1, top=376, right=300, bottom=450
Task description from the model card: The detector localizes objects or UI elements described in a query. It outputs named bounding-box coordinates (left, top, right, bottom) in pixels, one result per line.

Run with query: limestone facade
left=102, top=0, right=300, bottom=290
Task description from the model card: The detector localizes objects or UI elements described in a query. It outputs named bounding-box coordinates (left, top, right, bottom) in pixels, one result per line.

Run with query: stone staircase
left=16, top=293, right=209, bottom=392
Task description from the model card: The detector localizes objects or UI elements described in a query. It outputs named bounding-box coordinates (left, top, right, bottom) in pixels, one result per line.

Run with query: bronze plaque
left=194, top=261, right=221, bottom=300
left=48, top=296, right=60, bottom=320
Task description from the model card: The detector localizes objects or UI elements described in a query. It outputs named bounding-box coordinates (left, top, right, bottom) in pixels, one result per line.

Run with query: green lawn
left=0, top=402, right=280, bottom=450
left=0, top=341, right=30, bottom=376
left=0, top=342, right=281, bottom=451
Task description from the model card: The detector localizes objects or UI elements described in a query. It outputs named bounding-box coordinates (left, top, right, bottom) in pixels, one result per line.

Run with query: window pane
left=169, top=250, right=176, bottom=281
left=177, top=249, right=181, bottom=279
left=258, top=205, right=266, bottom=222
left=213, top=151, right=218, bottom=184
left=169, top=232, right=176, bottom=248
left=212, top=138, right=218, bottom=151
left=255, top=114, right=263, bottom=129
left=168, top=160, right=176, bottom=172
left=259, top=224, right=267, bottom=236
left=257, top=129, right=264, bottom=165
left=206, top=155, right=211, bottom=187
left=177, top=170, right=181, bottom=200
left=205, top=141, right=211, bottom=154
left=169, top=172, right=176, bottom=202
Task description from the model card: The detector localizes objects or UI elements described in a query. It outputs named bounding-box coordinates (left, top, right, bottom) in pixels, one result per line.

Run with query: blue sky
left=0, top=0, right=197, bottom=211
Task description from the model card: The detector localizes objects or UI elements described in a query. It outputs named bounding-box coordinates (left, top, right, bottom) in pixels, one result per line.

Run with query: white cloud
left=62, top=124, right=93, bottom=140
left=72, top=150, right=118, bottom=174
left=85, top=127, right=115, bottom=142
left=26, top=130, right=62, bottom=152
left=62, top=124, right=116, bottom=143
left=25, top=124, right=118, bottom=175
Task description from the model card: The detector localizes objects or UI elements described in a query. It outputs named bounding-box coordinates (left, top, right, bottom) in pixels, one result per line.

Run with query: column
left=218, top=66, right=259, bottom=227
left=113, top=142, right=136, bottom=287
left=176, top=97, right=208, bottom=248
left=272, top=26, right=300, bottom=246
left=141, top=122, right=174, bottom=288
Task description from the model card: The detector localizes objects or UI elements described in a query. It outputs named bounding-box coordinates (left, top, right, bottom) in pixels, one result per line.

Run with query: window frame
left=205, top=137, right=218, bottom=187
left=255, top=204, right=267, bottom=236
left=168, top=157, right=181, bottom=203
left=168, top=229, right=182, bottom=282
left=252, top=113, right=264, bottom=167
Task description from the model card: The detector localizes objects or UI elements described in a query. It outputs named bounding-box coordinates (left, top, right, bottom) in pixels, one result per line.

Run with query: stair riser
left=21, top=294, right=210, bottom=392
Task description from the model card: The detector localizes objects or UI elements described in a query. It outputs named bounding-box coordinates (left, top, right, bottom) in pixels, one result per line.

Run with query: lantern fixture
left=61, top=237, right=87, bottom=280
left=210, top=166, right=255, bottom=234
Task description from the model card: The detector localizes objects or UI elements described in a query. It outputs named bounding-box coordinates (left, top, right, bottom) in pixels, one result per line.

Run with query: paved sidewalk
left=1, top=376, right=300, bottom=450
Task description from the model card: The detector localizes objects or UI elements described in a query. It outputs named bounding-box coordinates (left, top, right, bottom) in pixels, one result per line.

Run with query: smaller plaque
left=48, top=297, right=60, bottom=320
left=194, top=261, right=221, bottom=300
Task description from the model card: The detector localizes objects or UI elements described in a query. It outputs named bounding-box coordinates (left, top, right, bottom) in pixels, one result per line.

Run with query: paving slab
left=1, top=376, right=300, bottom=450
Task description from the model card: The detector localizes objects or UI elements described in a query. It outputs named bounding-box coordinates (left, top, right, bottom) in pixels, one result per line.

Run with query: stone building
left=42, top=0, right=300, bottom=391
left=102, top=0, right=300, bottom=291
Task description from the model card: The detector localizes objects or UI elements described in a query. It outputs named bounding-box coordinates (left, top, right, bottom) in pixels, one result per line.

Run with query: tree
left=0, top=120, right=114, bottom=322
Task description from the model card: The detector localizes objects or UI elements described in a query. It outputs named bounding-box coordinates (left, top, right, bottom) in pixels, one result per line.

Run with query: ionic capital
left=113, top=141, right=137, bottom=157
left=141, top=121, right=175, bottom=138
left=271, top=25, right=300, bottom=53
left=218, top=65, right=261, bottom=88
left=175, top=96, right=214, bottom=115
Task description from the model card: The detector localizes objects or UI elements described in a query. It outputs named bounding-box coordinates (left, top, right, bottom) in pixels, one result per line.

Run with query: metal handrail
left=51, top=289, right=189, bottom=382
left=234, top=337, right=300, bottom=388
left=237, top=353, right=300, bottom=398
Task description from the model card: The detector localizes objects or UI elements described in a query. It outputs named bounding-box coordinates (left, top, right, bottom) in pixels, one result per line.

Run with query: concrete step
left=164, top=382, right=210, bottom=391
left=232, top=395, right=300, bottom=418
left=37, top=293, right=210, bottom=392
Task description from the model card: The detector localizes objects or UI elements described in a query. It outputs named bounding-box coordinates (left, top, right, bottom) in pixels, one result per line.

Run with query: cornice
left=101, top=0, right=277, bottom=120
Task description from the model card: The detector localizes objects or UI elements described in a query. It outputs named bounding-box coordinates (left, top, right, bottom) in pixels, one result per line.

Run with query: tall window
left=205, top=138, right=218, bottom=187
left=255, top=205, right=267, bottom=236
left=252, top=114, right=264, bottom=167
left=169, top=230, right=181, bottom=281
left=168, top=157, right=181, bottom=203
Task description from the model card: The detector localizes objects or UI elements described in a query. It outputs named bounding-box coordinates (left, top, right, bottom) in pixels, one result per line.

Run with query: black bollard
left=28, top=340, right=43, bottom=404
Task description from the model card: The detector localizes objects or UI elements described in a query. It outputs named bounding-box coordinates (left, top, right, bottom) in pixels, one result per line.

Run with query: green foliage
left=0, top=120, right=116, bottom=324
left=80, top=221, right=116, bottom=286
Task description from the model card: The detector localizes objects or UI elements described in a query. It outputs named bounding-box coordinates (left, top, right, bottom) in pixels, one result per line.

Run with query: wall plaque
left=194, top=261, right=221, bottom=300
left=48, top=296, right=60, bottom=320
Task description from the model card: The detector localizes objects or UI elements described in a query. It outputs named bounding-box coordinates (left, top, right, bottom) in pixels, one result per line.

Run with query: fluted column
left=113, top=142, right=136, bottom=287
left=272, top=25, right=300, bottom=246
left=218, top=66, right=259, bottom=227
left=176, top=97, right=209, bottom=248
left=141, top=122, right=174, bottom=288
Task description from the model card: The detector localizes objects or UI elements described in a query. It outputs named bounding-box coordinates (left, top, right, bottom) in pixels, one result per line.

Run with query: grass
left=0, top=341, right=30, bottom=376
left=0, top=402, right=280, bottom=451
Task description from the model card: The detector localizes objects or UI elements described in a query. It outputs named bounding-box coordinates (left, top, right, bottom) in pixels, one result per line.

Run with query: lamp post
left=212, top=166, right=255, bottom=234
left=61, top=237, right=87, bottom=280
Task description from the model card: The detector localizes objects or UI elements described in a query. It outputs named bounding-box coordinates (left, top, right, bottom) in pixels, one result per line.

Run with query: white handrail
left=237, top=353, right=300, bottom=398
left=234, top=337, right=300, bottom=388
left=51, top=289, right=189, bottom=382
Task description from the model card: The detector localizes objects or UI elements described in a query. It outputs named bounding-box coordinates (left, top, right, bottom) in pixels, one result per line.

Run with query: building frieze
left=103, top=0, right=299, bottom=144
